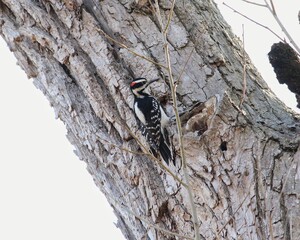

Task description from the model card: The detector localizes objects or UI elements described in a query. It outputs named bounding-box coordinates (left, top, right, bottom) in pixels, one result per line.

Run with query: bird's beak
left=147, top=78, right=160, bottom=86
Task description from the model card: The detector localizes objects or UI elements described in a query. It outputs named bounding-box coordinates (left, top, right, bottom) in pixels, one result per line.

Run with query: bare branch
left=269, top=0, right=276, bottom=15
left=154, top=1, right=201, bottom=239
left=103, top=116, right=187, bottom=186
left=223, top=3, right=285, bottom=42
left=263, top=0, right=300, bottom=54
left=99, top=137, right=148, bottom=157
left=217, top=189, right=251, bottom=235
left=122, top=124, right=188, bottom=187
left=176, top=47, right=195, bottom=85
left=164, top=0, right=176, bottom=34
left=241, top=0, right=267, bottom=7
left=234, top=1, right=300, bottom=54
left=95, top=27, right=167, bottom=70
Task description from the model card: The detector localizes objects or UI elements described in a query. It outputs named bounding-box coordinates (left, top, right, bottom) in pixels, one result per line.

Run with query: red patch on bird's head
left=130, top=81, right=137, bottom=87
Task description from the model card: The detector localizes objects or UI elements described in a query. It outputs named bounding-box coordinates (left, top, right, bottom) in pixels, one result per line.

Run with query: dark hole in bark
left=220, top=141, right=227, bottom=151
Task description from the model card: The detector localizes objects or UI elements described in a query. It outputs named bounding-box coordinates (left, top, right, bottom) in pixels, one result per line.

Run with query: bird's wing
left=135, top=97, right=161, bottom=149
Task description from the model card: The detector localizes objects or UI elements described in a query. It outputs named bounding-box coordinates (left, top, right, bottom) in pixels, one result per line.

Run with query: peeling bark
left=1, top=0, right=300, bottom=239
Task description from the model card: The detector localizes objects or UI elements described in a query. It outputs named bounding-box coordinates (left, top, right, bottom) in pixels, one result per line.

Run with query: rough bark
left=1, top=0, right=300, bottom=239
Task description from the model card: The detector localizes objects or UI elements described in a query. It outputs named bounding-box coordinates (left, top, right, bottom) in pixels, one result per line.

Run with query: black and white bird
left=130, top=77, right=174, bottom=165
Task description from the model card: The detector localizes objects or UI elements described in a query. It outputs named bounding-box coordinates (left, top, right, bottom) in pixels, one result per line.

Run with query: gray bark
left=1, top=0, right=299, bottom=239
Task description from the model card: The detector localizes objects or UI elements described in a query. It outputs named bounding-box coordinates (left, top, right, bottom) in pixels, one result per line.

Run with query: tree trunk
left=1, top=0, right=299, bottom=239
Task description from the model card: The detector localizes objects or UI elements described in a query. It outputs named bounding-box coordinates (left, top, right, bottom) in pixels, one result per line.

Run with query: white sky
left=215, top=0, right=300, bottom=113
left=0, top=1, right=299, bottom=240
left=0, top=39, right=124, bottom=239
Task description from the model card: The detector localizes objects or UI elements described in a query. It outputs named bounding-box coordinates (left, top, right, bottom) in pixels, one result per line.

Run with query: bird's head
left=130, top=77, right=159, bottom=97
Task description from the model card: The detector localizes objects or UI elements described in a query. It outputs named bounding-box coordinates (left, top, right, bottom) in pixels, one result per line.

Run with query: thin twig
left=223, top=3, right=285, bottom=42
left=154, top=1, right=201, bottom=240
left=217, top=189, right=251, bottom=235
left=240, top=24, right=247, bottom=107
left=95, top=27, right=167, bottom=70
left=176, top=47, right=195, bottom=85
left=163, top=0, right=176, bottom=34
left=241, top=0, right=267, bottom=7
left=104, top=116, right=186, bottom=186
left=109, top=197, right=194, bottom=240
left=122, top=124, right=188, bottom=187
left=269, top=0, right=276, bottom=15
left=99, top=136, right=150, bottom=157
left=263, top=0, right=300, bottom=54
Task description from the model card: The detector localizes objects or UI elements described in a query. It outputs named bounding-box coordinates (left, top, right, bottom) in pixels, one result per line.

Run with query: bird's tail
left=159, top=134, right=175, bottom=165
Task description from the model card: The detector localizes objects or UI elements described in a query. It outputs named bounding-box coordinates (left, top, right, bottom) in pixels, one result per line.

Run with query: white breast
left=134, top=102, right=146, bottom=125
left=160, top=106, right=169, bottom=128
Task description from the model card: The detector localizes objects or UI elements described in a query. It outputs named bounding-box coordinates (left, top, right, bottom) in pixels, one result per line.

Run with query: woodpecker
left=130, top=77, right=174, bottom=165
